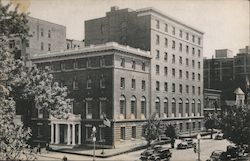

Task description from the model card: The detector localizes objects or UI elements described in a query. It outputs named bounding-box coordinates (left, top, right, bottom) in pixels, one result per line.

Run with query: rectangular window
left=179, top=43, right=182, bottom=51
left=156, top=20, right=160, bottom=29
left=164, top=52, right=168, bottom=61
left=121, top=127, right=125, bottom=140
left=156, top=50, right=160, bottom=59
left=198, top=37, right=201, bottom=45
left=86, top=100, right=92, bottom=119
left=156, top=65, right=160, bottom=74
left=172, top=40, right=175, bottom=49
left=172, top=55, right=175, bottom=64
left=198, top=49, right=201, bottom=57
left=192, top=72, right=195, bottom=80
left=192, top=60, right=195, bottom=68
left=186, top=85, right=189, bottom=93
left=186, top=71, right=189, bottom=79
left=132, top=79, right=136, bottom=89
left=186, top=45, right=189, bottom=53
left=100, top=57, right=105, bottom=67
left=172, top=83, right=175, bottom=93
left=186, top=58, right=189, bottom=66
left=179, top=56, right=182, bottom=65
left=179, top=84, right=183, bottom=93
left=164, top=67, right=168, bottom=76
left=179, top=70, right=182, bottom=78
left=180, top=123, right=183, bottom=132
left=156, top=81, right=160, bottom=91
left=48, top=30, right=51, bottom=38
left=192, top=86, right=195, bottom=95
left=164, top=82, right=168, bottom=91
left=198, top=61, right=201, bottom=69
left=172, top=26, right=175, bottom=35
left=120, top=58, right=125, bottom=67
left=132, top=126, right=136, bottom=139
left=73, top=80, right=79, bottom=89
left=41, top=28, right=44, bottom=37
left=132, top=60, right=136, bottom=69
left=172, top=68, right=175, bottom=77
left=86, top=78, right=92, bottom=89
left=165, top=24, right=168, bottom=32
left=99, top=127, right=105, bottom=140
left=179, top=30, right=183, bottom=37
left=198, top=74, right=201, bottom=81
left=100, top=100, right=106, bottom=119
left=86, top=127, right=92, bottom=139
left=142, top=62, right=145, bottom=71
left=192, top=47, right=195, bottom=55
left=120, top=77, right=125, bottom=89
left=48, top=43, right=51, bottom=51
left=142, top=80, right=146, bottom=90
left=192, top=35, right=195, bottom=42
left=165, top=38, right=168, bottom=47
left=41, top=42, right=44, bottom=50
left=156, top=35, right=160, bottom=44
left=198, top=87, right=201, bottom=95
left=186, top=33, right=189, bottom=40
left=9, top=40, right=15, bottom=49
left=87, top=59, right=91, bottom=68
left=100, top=76, right=105, bottom=88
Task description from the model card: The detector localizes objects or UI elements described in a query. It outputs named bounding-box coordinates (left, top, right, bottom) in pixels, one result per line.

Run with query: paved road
left=36, top=135, right=235, bottom=161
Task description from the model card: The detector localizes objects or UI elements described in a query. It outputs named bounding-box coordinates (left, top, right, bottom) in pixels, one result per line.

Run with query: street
left=37, top=135, right=236, bottom=161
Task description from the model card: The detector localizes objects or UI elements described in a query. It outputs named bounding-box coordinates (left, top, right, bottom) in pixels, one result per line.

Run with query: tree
left=142, top=113, right=161, bottom=146
left=221, top=105, right=250, bottom=147
left=165, top=124, right=177, bottom=148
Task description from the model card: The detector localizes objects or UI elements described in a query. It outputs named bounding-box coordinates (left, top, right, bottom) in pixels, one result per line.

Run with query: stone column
left=72, top=124, right=76, bottom=145
left=50, top=123, right=54, bottom=144
left=67, top=124, right=71, bottom=145
left=55, top=124, right=60, bottom=144
left=78, top=124, right=81, bottom=145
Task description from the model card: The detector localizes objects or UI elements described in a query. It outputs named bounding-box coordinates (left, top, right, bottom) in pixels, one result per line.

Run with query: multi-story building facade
left=203, top=89, right=221, bottom=117
left=31, top=42, right=151, bottom=148
left=85, top=7, right=204, bottom=134
left=66, top=39, right=85, bottom=50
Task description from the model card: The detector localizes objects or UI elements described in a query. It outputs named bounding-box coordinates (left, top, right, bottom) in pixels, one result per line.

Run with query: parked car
left=226, top=145, right=246, bottom=159
left=158, top=135, right=170, bottom=141
left=140, top=149, right=154, bottom=161
left=177, top=138, right=195, bottom=149
left=214, top=132, right=224, bottom=140
left=140, top=146, right=172, bottom=161
left=207, top=150, right=227, bottom=161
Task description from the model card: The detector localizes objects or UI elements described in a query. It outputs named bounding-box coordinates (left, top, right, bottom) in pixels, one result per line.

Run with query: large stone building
left=203, top=89, right=221, bottom=117
left=85, top=7, right=204, bottom=134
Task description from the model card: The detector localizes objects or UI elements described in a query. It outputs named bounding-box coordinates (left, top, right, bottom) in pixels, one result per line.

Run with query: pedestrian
left=37, top=143, right=41, bottom=154
left=45, top=143, right=49, bottom=153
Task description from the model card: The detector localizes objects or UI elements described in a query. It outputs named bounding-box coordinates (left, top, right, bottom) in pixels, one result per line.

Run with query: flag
left=103, top=115, right=111, bottom=127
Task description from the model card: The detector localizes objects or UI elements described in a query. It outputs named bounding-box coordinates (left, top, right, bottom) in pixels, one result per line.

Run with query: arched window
left=172, top=98, right=176, bottom=117
left=120, top=95, right=126, bottom=117
left=164, top=98, right=168, bottom=117
left=141, top=97, right=146, bottom=117
left=131, top=96, right=137, bottom=117
left=198, top=100, right=201, bottom=115
left=155, top=97, right=160, bottom=116
left=179, top=98, right=183, bottom=117
left=192, top=99, right=195, bottom=115
left=186, top=99, right=189, bottom=116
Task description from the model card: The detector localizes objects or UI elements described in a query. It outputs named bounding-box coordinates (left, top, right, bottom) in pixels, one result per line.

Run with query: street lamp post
left=197, top=133, right=201, bottom=161
left=92, top=126, right=96, bottom=161
left=189, top=119, right=192, bottom=137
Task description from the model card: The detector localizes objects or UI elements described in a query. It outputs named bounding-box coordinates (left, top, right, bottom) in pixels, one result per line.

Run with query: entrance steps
left=50, top=144, right=79, bottom=150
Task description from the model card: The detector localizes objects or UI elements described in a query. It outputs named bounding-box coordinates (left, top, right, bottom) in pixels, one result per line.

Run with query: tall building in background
left=85, top=7, right=204, bottom=138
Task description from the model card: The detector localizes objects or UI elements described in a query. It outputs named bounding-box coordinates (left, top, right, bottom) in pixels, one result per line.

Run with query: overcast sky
left=5, top=0, right=250, bottom=58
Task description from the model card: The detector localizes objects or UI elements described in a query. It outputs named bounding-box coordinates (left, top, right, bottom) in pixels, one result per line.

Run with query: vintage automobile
left=140, top=146, right=172, bottom=161
left=177, top=138, right=195, bottom=149
left=207, top=150, right=227, bottom=161
left=226, top=145, right=246, bottom=159
left=140, top=149, right=155, bottom=161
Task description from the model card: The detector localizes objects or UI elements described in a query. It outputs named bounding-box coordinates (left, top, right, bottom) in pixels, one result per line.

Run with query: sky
left=4, top=0, right=250, bottom=58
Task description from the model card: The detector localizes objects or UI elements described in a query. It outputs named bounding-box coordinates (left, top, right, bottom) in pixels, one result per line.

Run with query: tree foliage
left=221, top=105, right=250, bottom=147
left=165, top=124, right=177, bottom=139
left=142, top=113, right=162, bottom=146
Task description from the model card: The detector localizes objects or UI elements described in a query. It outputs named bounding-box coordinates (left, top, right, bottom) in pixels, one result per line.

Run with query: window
left=100, top=57, right=105, bottom=67
left=186, top=33, right=189, bottom=40
left=86, top=100, right=92, bottom=118
left=192, top=86, right=195, bottom=95
left=9, top=40, right=15, bottom=49
left=132, top=79, right=136, bottom=89
left=192, top=99, right=195, bottom=114
left=172, top=68, right=175, bottom=77
left=165, top=38, right=168, bottom=47
left=198, top=74, right=201, bottom=81
left=192, top=60, right=195, bottom=68
left=186, top=71, right=189, bottom=79
left=87, top=77, right=92, bottom=89
left=164, top=67, right=168, bottom=76
left=172, top=55, right=175, bottom=64
left=186, top=85, right=189, bottom=93
left=142, top=80, right=146, bottom=90
left=99, top=100, right=106, bottom=119
left=156, top=65, right=160, bottom=74
left=156, top=81, right=160, bottom=91
left=121, top=127, right=125, bottom=140
left=87, top=59, right=91, bottom=68
left=179, top=70, right=182, bottom=78
left=179, top=30, right=183, bottom=37
left=198, top=61, right=201, bottom=69
left=198, top=100, right=201, bottom=114
left=120, top=95, right=126, bottom=115
left=179, top=56, right=182, bottom=65
left=41, top=42, right=44, bottom=50
left=132, top=60, right=136, bottom=69
left=131, top=96, right=137, bottom=116
left=165, top=24, right=168, bottom=32
left=73, top=80, right=79, bottom=89
left=172, top=98, right=176, bottom=117
left=48, top=30, right=51, bottom=38
left=193, top=122, right=196, bottom=130
left=164, top=98, right=168, bottom=116
left=198, top=37, right=201, bottom=45
left=179, top=84, right=183, bottom=93
left=74, top=61, right=78, bottom=69
left=155, top=97, right=160, bottom=115
left=186, top=45, right=189, bottom=53
left=164, top=52, right=168, bottom=61
left=100, top=75, right=105, bottom=88
left=156, top=20, right=160, bottom=29
left=38, top=108, right=43, bottom=119
left=41, top=28, right=44, bottom=37
left=172, top=83, right=175, bottom=92
left=198, top=49, right=201, bottom=57
left=164, top=82, right=168, bottom=91
left=37, top=126, right=42, bottom=137
left=172, top=40, right=175, bottom=49
left=180, top=123, right=183, bottom=132
left=156, top=35, right=160, bottom=44
left=172, top=26, right=175, bottom=35
left=156, top=50, right=160, bottom=59
left=142, top=62, right=145, bottom=71
left=192, top=47, right=195, bottom=55
left=186, top=58, right=189, bottom=66
left=48, top=43, right=51, bottom=51
left=120, top=58, right=125, bottom=67
left=132, top=126, right=136, bottom=139
left=192, top=72, right=195, bottom=80
left=99, top=127, right=105, bottom=140
left=192, top=35, right=195, bottom=42
left=198, top=87, right=201, bottom=95
left=61, top=62, right=65, bottom=70
left=141, top=97, right=146, bottom=116
left=179, top=99, right=183, bottom=116
left=86, top=127, right=92, bottom=140
left=120, top=77, right=125, bottom=89
left=179, top=43, right=182, bottom=51
left=186, top=99, right=189, bottom=115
